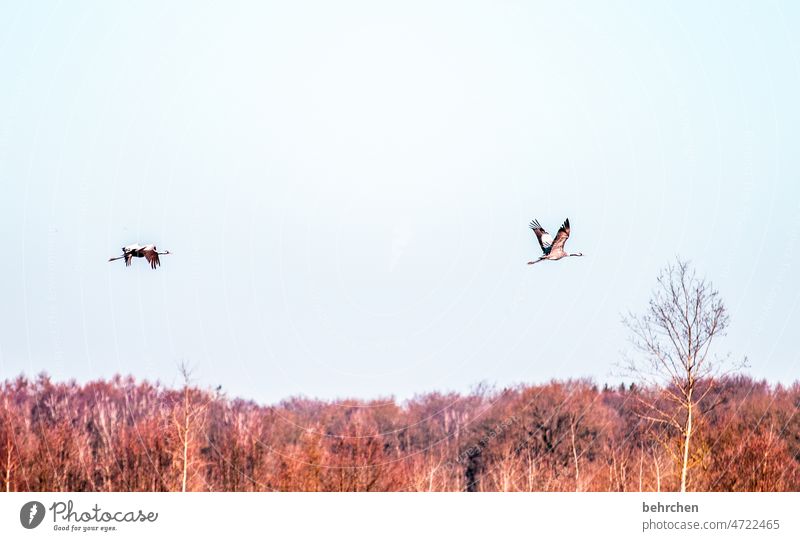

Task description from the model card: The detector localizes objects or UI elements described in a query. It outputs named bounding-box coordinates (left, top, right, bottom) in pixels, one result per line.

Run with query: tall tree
left=623, top=259, right=739, bottom=492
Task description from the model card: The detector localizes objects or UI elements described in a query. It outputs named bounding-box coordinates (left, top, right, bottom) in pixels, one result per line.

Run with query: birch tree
left=624, top=259, right=739, bottom=492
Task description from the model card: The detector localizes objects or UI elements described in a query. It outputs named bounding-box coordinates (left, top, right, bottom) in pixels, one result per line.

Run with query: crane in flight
left=528, top=218, right=584, bottom=265
left=108, top=244, right=171, bottom=269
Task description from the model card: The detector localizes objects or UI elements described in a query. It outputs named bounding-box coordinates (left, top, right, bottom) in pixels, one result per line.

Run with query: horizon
left=2, top=369, right=794, bottom=408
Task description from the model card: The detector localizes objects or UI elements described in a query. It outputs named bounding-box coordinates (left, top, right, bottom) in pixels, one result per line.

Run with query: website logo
left=20, top=501, right=45, bottom=529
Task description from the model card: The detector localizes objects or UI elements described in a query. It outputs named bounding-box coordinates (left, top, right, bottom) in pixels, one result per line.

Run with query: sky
left=1, top=1, right=799, bottom=403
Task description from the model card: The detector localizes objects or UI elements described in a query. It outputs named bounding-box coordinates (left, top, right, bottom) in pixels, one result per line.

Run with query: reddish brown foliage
left=0, top=374, right=797, bottom=491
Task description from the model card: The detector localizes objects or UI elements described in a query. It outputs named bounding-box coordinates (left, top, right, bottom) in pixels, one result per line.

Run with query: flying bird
left=528, top=218, right=584, bottom=265
left=108, top=244, right=171, bottom=269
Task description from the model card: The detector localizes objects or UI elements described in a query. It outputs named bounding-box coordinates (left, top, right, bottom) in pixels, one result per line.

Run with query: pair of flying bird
left=107, top=218, right=582, bottom=270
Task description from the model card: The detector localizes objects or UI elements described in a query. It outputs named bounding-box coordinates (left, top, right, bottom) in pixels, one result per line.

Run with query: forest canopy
left=1, top=374, right=798, bottom=492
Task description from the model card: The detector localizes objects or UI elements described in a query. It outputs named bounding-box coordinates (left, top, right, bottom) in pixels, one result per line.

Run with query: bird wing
left=124, top=252, right=133, bottom=267
left=143, top=248, right=160, bottom=269
left=549, top=218, right=571, bottom=253
left=529, top=219, right=553, bottom=254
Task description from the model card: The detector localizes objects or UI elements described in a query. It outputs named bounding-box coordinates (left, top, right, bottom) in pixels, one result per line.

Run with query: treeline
left=1, top=374, right=798, bottom=492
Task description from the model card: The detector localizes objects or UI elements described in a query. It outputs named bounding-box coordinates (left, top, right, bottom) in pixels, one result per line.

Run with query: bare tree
left=1, top=395, right=19, bottom=492
left=623, top=258, right=740, bottom=492
left=169, top=362, right=213, bottom=492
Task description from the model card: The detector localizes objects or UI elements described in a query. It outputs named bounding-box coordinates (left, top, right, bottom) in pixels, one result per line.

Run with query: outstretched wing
left=549, top=218, right=571, bottom=254
left=529, top=219, right=553, bottom=255
left=143, top=248, right=160, bottom=269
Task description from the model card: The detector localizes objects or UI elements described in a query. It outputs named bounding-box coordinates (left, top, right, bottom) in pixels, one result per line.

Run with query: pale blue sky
left=1, top=1, right=799, bottom=402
